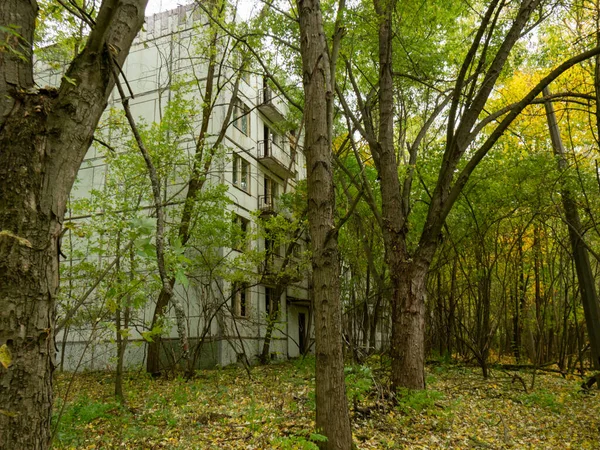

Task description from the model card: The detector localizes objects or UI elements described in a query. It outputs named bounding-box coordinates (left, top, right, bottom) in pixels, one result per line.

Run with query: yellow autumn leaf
left=0, top=344, right=12, bottom=368
left=0, top=230, right=32, bottom=248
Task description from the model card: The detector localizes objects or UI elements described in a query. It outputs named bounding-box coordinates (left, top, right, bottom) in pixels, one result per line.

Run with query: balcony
left=257, top=139, right=295, bottom=180
left=258, top=194, right=278, bottom=216
left=257, top=87, right=286, bottom=123
left=260, top=255, right=303, bottom=285
left=287, top=284, right=309, bottom=303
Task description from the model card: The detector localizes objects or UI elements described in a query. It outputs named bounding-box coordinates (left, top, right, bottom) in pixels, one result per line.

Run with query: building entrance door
left=298, top=313, right=306, bottom=355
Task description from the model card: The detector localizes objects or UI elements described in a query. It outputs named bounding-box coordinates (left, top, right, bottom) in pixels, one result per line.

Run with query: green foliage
left=292, top=356, right=316, bottom=378
left=396, top=388, right=445, bottom=415
left=52, top=361, right=600, bottom=448
left=271, top=435, right=320, bottom=449
left=344, top=365, right=373, bottom=403
left=517, top=389, right=562, bottom=413
left=58, top=75, right=235, bottom=339
left=52, top=396, right=119, bottom=445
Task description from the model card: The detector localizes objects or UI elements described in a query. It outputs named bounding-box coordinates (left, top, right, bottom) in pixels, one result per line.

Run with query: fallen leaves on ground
left=52, top=359, right=600, bottom=449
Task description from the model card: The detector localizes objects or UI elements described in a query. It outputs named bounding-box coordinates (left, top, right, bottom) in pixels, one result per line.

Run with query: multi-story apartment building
left=44, top=4, right=311, bottom=371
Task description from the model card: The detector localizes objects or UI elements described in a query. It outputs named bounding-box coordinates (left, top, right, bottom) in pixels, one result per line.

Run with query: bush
left=396, top=388, right=445, bottom=415
left=345, top=365, right=373, bottom=403
left=271, top=432, right=326, bottom=449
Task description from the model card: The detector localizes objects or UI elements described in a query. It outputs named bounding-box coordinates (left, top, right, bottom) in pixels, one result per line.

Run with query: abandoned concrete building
left=43, top=3, right=312, bottom=371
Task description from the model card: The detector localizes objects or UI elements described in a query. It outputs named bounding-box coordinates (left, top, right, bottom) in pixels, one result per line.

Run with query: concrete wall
left=51, top=4, right=312, bottom=372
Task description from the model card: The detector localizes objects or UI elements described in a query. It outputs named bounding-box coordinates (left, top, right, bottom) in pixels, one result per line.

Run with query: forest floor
left=52, top=357, right=600, bottom=449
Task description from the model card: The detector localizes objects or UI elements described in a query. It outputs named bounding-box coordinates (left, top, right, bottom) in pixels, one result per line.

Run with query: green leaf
left=309, top=433, right=328, bottom=443
left=0, top=230, right=32, bottom=248
left=62, top=75, right=77, bottom=85
left=141, top=331, right=155, bottom=343
left=175, top=269, right=189, bottom=288
left=131, top=217, right=156, bottom=235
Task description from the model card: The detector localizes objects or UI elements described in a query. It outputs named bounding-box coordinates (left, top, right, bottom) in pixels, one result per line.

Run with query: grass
left=52, top=358, right=600, bottom=449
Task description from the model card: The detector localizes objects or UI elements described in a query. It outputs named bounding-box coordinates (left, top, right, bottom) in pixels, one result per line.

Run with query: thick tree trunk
left=0, top=98, right=58, bottom=446
left=298, top=0, right=352, bottom=447
left=0, top=1, right=147, bottom=446
left=390, top=262, right=428, bottom=390
left=543, top=87, right=600, bottom=369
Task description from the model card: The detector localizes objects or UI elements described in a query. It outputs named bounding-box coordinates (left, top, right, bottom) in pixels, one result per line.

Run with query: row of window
left=231, top=283, right=280, bottom=318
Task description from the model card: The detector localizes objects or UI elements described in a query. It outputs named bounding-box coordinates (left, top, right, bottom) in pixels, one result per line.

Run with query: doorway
left=298, top=312, right=306, bottom=355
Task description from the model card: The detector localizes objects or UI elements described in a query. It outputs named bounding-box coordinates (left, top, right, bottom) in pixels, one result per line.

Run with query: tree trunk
left=0, top=1, right=146, bottom=446
left=0, top=108, right=57, bottom=445
left=543, top=87, right=600, bottom=369
left=145, top=13, right=245, bottom=375
left=260, top=286, right=283, bottom=364
left=146, top=281, right=175, bottom=375
left=298, top=0, right=352, bottom=446
left=391, top=262, right=428, bottom=390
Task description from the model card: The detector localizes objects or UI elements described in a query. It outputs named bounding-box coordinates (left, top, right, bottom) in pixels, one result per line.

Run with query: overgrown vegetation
left=52, top=358, right=600, bottom=449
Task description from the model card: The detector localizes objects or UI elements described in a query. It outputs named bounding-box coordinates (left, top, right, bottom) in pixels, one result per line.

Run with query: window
left=232, top=282, right=249, bottom=317
left=232, top=154, right=250, bottom=192
left=270, top=129, right=280, bottom=148
left=233, top=51, right=251, bottom=85
left=264, top=126, right=280, bottom=150
left=291, top=241, right=302, bottom=259
left=265, top=287, right=279, bottom=316
left=264, top=176, right=278, bottom=201
left=232, top=215, right=249, bottom=251
left=234, top=98, right=250, bottom=136
left=265, top=236, right=275, bottom=255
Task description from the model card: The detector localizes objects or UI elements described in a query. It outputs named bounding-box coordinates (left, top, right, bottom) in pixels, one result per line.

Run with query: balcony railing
left=258, top=195, right=278, bottom=215
left=257, top=139, right=295, bottom=179
left=260, top=255, right=303, bottom=284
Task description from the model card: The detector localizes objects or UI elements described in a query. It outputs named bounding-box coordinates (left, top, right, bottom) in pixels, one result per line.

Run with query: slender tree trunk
left=362, top=265, right=371, bottom=350
left=146, top=281, right=175, bottom=375
left=447, top=258, right=458, bottom=357
left=298, top=0, right=352, bottom=446
left=543, top=87, right=600, bottom=369
left=0, top=1, right=147, bottom=446
left=115, top=242, right=133, bottom=402
left=260, top=233, right=302, bottom=364
left=513, top=238, right=526, bottom=362
left=260, top=286, right=283, bottom=364
left=145, top=11, right=245, bottom=374
left=115, top=232, right=125, bottom=401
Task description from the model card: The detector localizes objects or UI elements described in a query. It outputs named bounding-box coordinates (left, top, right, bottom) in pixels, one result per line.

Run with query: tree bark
left=543, top=86, right=600, bottom=369
left=391, top=262, right=428, bottom=389
left=0, top=1, right=147, bottom=447
left=381, top=0, right=543, bottom=391
left=260, top=285, right=283, bottom=364
left=298, top=0, right=352, bottom=446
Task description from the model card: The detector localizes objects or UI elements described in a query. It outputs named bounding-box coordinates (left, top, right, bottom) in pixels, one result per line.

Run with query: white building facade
left=47, top=4, right=312, bottom=371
